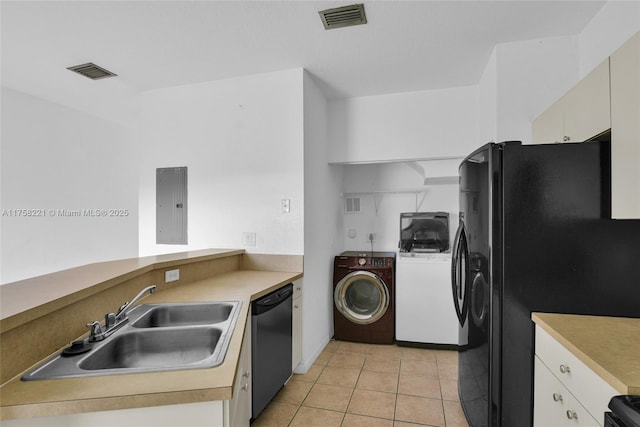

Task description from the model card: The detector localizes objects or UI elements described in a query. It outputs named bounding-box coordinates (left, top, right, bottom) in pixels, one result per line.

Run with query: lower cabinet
left=534, top=325, right=617, bottom=427
left=224, top=315, right=251, bottom=427
left=1, top=401, right=225, bottom=427
left=534, top=357, right=599, bottom=426
left=292, top=279, right=303, bottom=372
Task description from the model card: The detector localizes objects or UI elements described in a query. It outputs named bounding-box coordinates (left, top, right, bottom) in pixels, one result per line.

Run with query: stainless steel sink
left=79, top=327, right=222, bottom=370
left=22, top=301, right=241, bottom=381
left=130, top=302, right=235, bottom=328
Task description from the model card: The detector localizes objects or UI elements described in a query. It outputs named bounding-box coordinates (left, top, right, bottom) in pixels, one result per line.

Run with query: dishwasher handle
left=252, top=284, right=293, bottom=316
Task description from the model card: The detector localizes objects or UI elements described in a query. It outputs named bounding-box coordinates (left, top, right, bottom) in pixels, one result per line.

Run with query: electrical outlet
left=242, top=232, right=256, bottom=246
left=282, top=199, right=290, bottom=213
left=165, top=268, right=180, bottom=283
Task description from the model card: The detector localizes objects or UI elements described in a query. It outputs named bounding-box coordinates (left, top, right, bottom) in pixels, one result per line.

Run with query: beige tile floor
left=252, top=340, right=470, bottom=427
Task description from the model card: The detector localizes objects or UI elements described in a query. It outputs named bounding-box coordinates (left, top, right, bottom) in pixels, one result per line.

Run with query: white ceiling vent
left=67, top=62, right=117, bottom=80
left=319, top=4, right=367, bottom=30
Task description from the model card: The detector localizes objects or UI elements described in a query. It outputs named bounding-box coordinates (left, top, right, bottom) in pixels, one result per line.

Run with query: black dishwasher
left=251, top=283, right=293, bottom=420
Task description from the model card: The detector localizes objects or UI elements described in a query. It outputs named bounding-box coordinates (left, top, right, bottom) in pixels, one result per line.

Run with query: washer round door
left=334, top=271, right=390, bottom=325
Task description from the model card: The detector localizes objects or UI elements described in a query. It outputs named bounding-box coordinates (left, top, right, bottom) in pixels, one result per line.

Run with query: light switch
left=243, top=232, right=256, bottom=246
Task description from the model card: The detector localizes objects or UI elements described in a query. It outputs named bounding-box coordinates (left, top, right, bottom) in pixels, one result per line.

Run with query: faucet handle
left=104, top=313, right=116, bottom=329
left=86, top=320, right=103, bottom=336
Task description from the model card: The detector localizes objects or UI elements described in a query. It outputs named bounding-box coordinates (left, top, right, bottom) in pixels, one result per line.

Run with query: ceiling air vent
left=67, top=62, right=117, bottom=80
left=319, top=3, right=367, bottom=30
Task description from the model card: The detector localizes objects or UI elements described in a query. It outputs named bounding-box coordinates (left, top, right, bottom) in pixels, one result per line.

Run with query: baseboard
left=395, top=340, right=460, bottom=351
left=293, top=334, right=332, bottom=374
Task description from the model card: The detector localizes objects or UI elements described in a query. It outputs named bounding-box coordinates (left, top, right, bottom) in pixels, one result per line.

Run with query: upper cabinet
left=532, top=58, right=611, bottom=144
left=610, top=31, right=640, bottom=219
left=532, top=31, right=640, bottom=219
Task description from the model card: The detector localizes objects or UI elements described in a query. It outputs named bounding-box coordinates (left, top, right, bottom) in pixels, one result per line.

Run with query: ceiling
left=1, top=1, right=606, bottom=123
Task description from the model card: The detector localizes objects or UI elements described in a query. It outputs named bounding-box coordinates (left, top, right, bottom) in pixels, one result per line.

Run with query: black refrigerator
left=451, top=140, right=640, bottom=427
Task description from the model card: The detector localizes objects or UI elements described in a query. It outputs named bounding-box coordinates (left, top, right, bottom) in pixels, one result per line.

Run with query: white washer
left=395, top=253, right=459, bottom=345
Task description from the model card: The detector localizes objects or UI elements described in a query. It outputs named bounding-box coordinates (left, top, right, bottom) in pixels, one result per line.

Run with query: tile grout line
left=337, top=341, right=363, bottom=426
left=275, top=341, right=463, bottom=427
left=436, top=356, right=447, bottom=427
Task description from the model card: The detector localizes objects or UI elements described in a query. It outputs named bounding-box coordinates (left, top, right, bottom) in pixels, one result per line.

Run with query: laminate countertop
left=0, top=251, right=302, bottom=420
left=532, top=312, right=640, bottom=395
left=1, top=249, right=246, bottom=331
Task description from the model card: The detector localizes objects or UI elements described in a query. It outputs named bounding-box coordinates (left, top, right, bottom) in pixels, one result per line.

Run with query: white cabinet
left=533, top=59, right=611, bottom=144
left=1, top=401, right=225, bottom=427
left=532, top=31, right=640, bottom=219
left=534, top=325, right=617, bottom=427
left=534, top=357, right=600, bottom=427
left=532, top=97, right=566, bottom=144
left=610, top=31, right=640, bottom=219
left=292, top=279, right=303, bottom=372
left=224, top=317, right=252, bottom=427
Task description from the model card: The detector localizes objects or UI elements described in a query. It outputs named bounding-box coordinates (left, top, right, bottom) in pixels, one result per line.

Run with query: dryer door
left=334, top=271, right=389, bottom=325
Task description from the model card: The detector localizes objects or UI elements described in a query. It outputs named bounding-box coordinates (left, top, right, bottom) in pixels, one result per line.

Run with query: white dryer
left=395, top=253, right=459, bottom=346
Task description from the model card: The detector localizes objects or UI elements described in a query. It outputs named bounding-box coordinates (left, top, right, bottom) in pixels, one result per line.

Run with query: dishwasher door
left=251, top=283, right=293, bottom=420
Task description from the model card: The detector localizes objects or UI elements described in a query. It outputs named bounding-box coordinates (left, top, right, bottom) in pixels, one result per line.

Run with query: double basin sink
left=22, top=301, right=242, bottom=381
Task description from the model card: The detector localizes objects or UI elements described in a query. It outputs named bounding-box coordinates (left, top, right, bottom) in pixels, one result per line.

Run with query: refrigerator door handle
left=451, top=220, right=470, bottom=327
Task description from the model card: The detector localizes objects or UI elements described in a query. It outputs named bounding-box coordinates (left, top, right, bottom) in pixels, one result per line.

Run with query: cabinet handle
left=552, top=393, right=563, bottom=402
left=242, top=383, right=249, bottom=392
left=296, top=286, right=302, bottom=291
left=563, top=136, right=571, bottom=142
left=566, top=410, right=578, bottom=420
left=559, top=364, right=571, bottom=374
left=242, top=371, right=250, bottom=378
left=294, top=304, right=299, bottom=309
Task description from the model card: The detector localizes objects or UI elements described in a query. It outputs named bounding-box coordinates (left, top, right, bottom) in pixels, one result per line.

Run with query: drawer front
left=536, top=326, right=617, bottom=421
left=535, top=357, right=601, bottom=427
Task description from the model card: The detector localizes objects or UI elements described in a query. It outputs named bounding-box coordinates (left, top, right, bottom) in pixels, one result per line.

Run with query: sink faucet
left=114, top=285, right=157, bottom=323
left=86, top=285, right=157, bottom=342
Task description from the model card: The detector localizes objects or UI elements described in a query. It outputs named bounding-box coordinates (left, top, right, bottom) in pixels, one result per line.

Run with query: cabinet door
left=532, top=58, right=611, bottom=145
left=2, top=402, right=225, bottom=427
left=292, top=279, right=303, bottom=371
left=610, top=31, right=640, bottom=219
left=563, top=58, right=611, bottom=143
left=533, top=98, right=565, bottom=144
left=226, top=318, right=251, bottom=427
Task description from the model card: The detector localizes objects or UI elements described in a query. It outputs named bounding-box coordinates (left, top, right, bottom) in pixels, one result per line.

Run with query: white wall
left=136, top=70, right=304, bottom=256
left=0, top=87, right=138, bottom=284
left=494, top=36, right=579, bottom=144
left=579, top=1, right=640, bottom=77
left=328, top=85, right=480, bottom=163
left=341, top=161, right=459, bottom=253
left=477, top=48, right=498, bottom=144
left=301, top=72, right=344, bottom=371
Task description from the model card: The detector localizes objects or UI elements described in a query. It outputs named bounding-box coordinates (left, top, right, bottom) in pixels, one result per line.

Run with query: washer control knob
left=358, top=258, right=367, bottom=266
